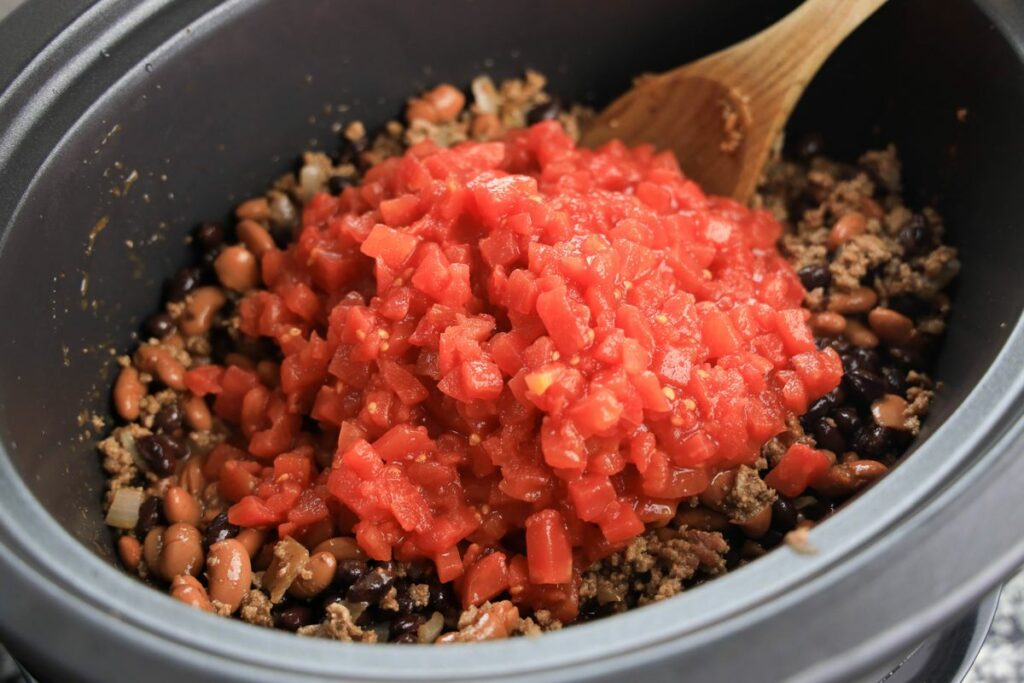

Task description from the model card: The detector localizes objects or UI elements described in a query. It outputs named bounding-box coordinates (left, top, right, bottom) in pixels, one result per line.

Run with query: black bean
left=338, top=135, right=369, bottom=167
left=770, top=497, right=797, bottom=533
left=166, top=266, right=202, bottom=302
left=842, top=347, right=880, bottom=374
left=828, top=338, right=853, bottom=355
left=813, top=419, right=847, bottom=454
left=203, top=511, right=239, bottom=548
left=395, top=593, right=417, bottom=615
left=881, top=366, right=908, bottom=395
left=428, top=583, right=457, bottom=614
left=195, top=223, right=225, bottom=252
left=392, top=632, right=419, bottom=644
left=208, top=327, right=234, bottom=364
left=797, top=265, right=831, bottom=291
left=898, top=214, right=932, bottom=257
left=142, top=312, right=175, bottom=340
left=390, top=613, right=426, bottom=638
left=269, top=225, right=294, bottom=250
left=852, top=425, right=893, bottom=458
left=404, top=561, right=430, bottom=582
left=844, top=368, right=887, bottom=404
left=336, top=559, right=368, bottom=586
left=887, top=345, right=926, bottom=368
left=355, top=604, right=385, bottom=627
left=327, top=175, right=354, bottom=195
left=795, top=131, right=824, bottom=159
left=136, top=434, right=182, bottom=477
left=802, top=498, right=838, bottom=522
left=760, top=529, right=785, bottom=548
left=319, top=589, right=347, bottom=612
left=346, top=568, right=394, bottom=603
left=153, top=402, right=183, bottom=434
left=832, top=406, right=862, bottom=436
left=887, top=293, right=930, bottom=319
left=722, top=528, right=746, bottom=569
left=277, top=604, right=315, bottom=632
left=805, top=392, right=838, bottom=423
left=134, top=495, right=164, bottom=537
left=526, top=96, right=562, bottom=125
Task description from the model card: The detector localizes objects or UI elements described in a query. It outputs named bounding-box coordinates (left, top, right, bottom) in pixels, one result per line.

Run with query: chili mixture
left=99, top=72, right=958, bottom=643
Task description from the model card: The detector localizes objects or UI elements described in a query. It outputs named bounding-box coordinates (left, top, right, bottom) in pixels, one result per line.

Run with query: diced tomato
left=433, top=545, right=464, bottom=583
left=567, top=475, right=617, bottom=522
left=525, top=510, right=573, bottom=584
left=361, top=224, right=419, bottom=268
left=765, top=443, right=833, bottom=497
left=184, top=365, right=224, bottom=397
left=597, top=500, right=645, bottom=543
left=219, top=460, right=260, bottom=502
left=227, top=495, right=278, bottom=527
left=212, top=121, right=846, bottom=624
left=461, top=551, right=509, bottom=608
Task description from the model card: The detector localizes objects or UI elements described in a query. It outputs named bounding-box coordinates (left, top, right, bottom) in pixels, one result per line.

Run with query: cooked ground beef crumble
left=98, top=71, right=958, bottom=642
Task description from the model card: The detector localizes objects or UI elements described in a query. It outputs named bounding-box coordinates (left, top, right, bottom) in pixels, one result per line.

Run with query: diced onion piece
left=299, top=164, right=325, bottom=200
left=104, top=488, right=145, bottom=529
left=417, top=611, right=445, bottom=643
left=471, top=76, right=498, bottom=114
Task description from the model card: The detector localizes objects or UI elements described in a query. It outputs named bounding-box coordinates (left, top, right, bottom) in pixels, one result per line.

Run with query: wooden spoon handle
left=730, top=0, right=888, bottom=78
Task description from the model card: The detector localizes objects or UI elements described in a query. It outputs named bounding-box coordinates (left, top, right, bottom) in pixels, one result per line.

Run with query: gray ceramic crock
left=1, top=1, right=1023, bottom=681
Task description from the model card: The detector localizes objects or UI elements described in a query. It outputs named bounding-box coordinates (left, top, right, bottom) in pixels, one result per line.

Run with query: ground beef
left=580, top=528, right=730, bottom=611
left=297, top=603, right=377, bottom=642
left=98, top=423, right=151, bottom=501
left=724, top=466, right=776, bottom=522
left=436, top=601, right=522, bottom=643
left=238, top=590, right=274, bottom=628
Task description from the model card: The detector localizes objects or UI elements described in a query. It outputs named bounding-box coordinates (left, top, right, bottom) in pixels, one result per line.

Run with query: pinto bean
left=143, top=525, right=165, bottom=569
left=868, top=307, right=915, bottom=346
left=237, top=219, right=276, bottom=257
left=178, top=456, right=207, bottom=498
left=135, top=345, right=186, bottom=390
left=288, top=552, right=338, bottom=599
left=170, top=575, right=214, bottom=612
left=812, top=459, right=888, bottom=498
left=113, top=366, right=145, bottom=421
left=180, top=287, right=226, bottom=337
left=163, top=485, right=202, bottom=525
left=312, top=536, right=368, bottom=563
left=827, top=212, right=866, bottom=250
left=236, top=528, right=268, bottom=559
left=214, top=245, right=259, bottom=292
left=182, top=395, right=212, bottom=432
left=809, top=312, right=847, bottom=337
left=235, top=197, right=271, bottom=222
left=118, top=535, right=142, bottom=572
left=423, top=84, right=465, bottom=122
left=206, top=539, right=252, bottom=613
left=827, top=287, right=878, bottom=314
left=843, top=319, right=880, bottom=349
left=159, top=522, right=204, bottom=580
left=871, top=393, right=912, bottom=430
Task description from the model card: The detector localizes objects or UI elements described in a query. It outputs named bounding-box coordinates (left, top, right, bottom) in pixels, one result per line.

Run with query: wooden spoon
left=581, top=0, right=887, bottom=201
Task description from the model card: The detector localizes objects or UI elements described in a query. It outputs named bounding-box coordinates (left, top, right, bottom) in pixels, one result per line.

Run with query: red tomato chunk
left=208, top=122, right=841, bottom=622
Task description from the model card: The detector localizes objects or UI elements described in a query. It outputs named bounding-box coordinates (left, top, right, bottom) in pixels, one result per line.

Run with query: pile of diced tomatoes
left=185, top=121, right=841, bottom=621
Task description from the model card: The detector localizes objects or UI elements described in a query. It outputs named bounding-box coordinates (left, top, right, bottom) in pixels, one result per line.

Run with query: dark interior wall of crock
left=0, top=0, right=1019, bottom=561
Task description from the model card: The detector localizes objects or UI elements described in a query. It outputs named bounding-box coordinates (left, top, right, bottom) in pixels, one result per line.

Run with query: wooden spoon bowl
left=582, top=0, right=887, bottom=201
